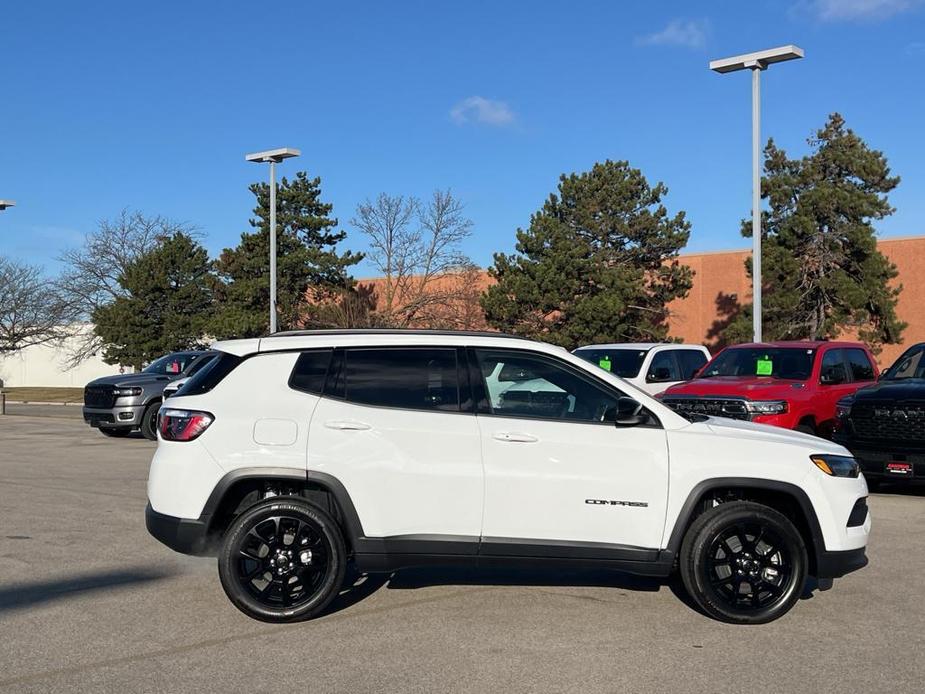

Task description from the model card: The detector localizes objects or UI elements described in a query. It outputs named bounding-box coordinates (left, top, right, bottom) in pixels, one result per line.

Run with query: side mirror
left=820, top=369, right=845, bottom=385
left=614, top=396, right=647, bottom=426
left=647, top=366, right=673, bottom=383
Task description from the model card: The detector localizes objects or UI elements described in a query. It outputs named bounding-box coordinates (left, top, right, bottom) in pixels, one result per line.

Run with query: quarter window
left=289, top=349, right=333, bottom=395
left=342, top=348, right=460, bottom=412
left=845, top=348, right=875, bottom=382
left=474, top=349, right=622, bottom=423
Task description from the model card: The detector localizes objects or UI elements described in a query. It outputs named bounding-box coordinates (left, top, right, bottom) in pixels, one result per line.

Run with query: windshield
left=698, top=347, right=816, bottom=381
left=574, top=348, right=650, bottom=378
left=882, top=345, right=925, bottom=380
left=142, top=353, right=199, bottom=376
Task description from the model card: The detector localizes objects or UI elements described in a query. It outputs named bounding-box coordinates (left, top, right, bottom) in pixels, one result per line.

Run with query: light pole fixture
left=0, top=200, right=15, bottom=211
left=245, top=147, right=301, bottom=334
left=710, top=45, right=804, bottom=343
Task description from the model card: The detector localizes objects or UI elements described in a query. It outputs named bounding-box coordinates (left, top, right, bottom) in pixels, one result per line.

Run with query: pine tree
left=93, top=232, right=213, bottom=369
left=724, top=113, right=905, bottom=350
left=212, top=171, right=362, bottom=338
left=481, top=160, right=693, bottom=349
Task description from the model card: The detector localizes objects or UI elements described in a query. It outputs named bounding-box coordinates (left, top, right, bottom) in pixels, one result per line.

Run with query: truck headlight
left=835, top=399, right=853, bottom=419
left=113, top=387, right=143, bottom=397
left=810, top=454, right=860, bottom=478
left=745, top=400, right=788, bottom=415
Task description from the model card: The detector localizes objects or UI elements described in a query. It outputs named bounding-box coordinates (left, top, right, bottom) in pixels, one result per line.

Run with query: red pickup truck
left=658, top=341, right=879, bottom=437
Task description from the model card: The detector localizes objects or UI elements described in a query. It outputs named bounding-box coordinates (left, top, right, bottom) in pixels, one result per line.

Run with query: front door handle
left=324, top=420, right=372, bottom=431
left=493, top=431, right=539, bottom=443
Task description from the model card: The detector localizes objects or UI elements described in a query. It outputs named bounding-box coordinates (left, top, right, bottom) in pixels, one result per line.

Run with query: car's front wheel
left=218, top=498, right=347, bottom=622
left=679, top=501, right=807, bottom=624
left=140, top=401, right=160, bottom=440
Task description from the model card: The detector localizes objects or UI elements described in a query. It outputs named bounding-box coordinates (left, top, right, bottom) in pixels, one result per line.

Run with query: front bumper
left=145, top=502, right=212, bottom=555
left=83, top=405, right=143, bottom=428
left=815, top=547, right=868, bottom=579
left=835, top=441, right=925, bottom=482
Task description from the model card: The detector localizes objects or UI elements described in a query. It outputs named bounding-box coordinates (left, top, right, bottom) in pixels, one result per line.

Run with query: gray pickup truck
left=83, top=351, right=216, bottom=440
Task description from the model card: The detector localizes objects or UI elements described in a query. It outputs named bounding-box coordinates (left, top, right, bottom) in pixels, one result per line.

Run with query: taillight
left=158, top=408, right=213, bottom=441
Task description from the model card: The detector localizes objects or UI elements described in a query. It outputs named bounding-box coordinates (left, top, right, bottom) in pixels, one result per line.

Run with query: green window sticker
left=598, top=357, right=612, bottom=372
left=756, top=358, right=773, bottom=376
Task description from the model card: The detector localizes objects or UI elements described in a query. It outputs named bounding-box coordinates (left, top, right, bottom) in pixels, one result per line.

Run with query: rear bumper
left=815, top=547, right=868, bottom=579
left=145, top=502, right=211, bottom=555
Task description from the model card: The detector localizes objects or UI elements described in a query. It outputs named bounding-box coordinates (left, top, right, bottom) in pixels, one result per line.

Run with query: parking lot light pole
left=709, top=45, right=804, bottom=343
left=244, top=148, right=301, bottom=334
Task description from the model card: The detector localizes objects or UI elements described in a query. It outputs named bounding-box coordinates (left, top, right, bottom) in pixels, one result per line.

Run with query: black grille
left=849, top=401, right=925, bottom=442
left=661, top=397, right=750, bottom=420
left=84, top=385, right=116, bottom=409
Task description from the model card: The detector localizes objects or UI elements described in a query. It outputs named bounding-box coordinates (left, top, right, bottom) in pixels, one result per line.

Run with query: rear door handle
left=324, top=420, right=372, bottom=431
left=493, top=431, right=539, bottom=443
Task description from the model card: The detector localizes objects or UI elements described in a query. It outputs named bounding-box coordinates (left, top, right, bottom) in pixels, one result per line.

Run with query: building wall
left=0, top=328, right=124, bottom=388
left=666, top=235, right=925, bottom=367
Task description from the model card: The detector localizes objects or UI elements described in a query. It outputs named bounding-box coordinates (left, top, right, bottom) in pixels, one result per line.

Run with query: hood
left=699, top=416, right=848, bottom=454
left=849, top=378, right=925, bottom=403
left=663, top=376, right=806, bottom=398
left=85, top=373, right=175, bottom=388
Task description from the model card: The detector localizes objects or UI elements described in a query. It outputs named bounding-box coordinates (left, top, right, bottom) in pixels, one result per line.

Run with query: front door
left=471, top=348, right=670, bottom=556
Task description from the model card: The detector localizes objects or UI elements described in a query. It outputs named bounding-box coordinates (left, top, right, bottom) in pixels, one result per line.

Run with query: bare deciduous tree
left=55, top=210, right=197, bottom=366
left=351, top=189, right=483, bottom=328
left=0, top=256, right=69, bottom=353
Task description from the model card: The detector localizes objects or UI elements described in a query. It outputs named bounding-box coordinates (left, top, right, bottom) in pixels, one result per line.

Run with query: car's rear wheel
left=680, top=501, right=807, bottom=624
left=140, top=401, right=160, bottom=440
left=99, top=427, right=131, bottom=438
left=218, top=498, right=346, bottom=622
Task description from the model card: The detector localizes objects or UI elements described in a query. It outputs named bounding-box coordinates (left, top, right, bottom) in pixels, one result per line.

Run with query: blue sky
left=1, top=0, right=923, bottom=277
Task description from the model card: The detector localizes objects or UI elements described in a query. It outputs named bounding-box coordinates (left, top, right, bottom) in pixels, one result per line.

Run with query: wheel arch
left=200, top=468, right=365, bottom=552
left=667, top=478, right=826, bottom=576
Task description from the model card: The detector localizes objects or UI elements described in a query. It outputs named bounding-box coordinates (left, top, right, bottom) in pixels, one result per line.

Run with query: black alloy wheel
left=218, top=498, right=346, bottom=622
left=680, top=501, right=807, bottom=624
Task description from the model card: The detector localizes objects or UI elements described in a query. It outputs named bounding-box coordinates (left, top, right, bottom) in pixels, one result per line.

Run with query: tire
left=218, top=497, right=347, bottom=622
left=140, top=401, right=160, bottom=441
left=99, top=427, right=131, bottom=438
left=679, top=501, right=807, bottom=624
left=794, top=423, right=816, bottom=436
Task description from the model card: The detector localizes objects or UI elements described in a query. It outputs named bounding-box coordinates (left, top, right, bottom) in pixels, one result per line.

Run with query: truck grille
left=661, top=397, right=750, bottom=420
left=849, top=401, right=925, bottom=441
left=84, top=385, right=116, bottom=409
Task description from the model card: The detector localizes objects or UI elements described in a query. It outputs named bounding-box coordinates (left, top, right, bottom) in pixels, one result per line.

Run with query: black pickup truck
left=834, top=343, right=925, bottom=488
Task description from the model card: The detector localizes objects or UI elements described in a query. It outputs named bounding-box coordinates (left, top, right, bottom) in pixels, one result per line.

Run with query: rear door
left=307, top=346, right=484, bottom=542
left=817, top=348, right=858, bottom=432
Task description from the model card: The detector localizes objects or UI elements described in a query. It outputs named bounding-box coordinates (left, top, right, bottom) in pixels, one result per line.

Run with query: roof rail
left=263, top=328, right=530, bottom=340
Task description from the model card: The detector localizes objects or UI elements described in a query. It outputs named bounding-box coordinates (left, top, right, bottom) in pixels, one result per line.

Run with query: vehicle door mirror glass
left=614, top=396, right=646, bottom=426
left=647, top=366, right=673, bottom=383
left=820, top=367, right=846, bottom=385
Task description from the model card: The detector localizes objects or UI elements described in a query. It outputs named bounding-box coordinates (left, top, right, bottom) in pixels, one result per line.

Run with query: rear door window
left=675, top=349, right=708, bottom=380
left=845, top=348, right=876, bottom=382
left=342, top=348, right=460, bottom=412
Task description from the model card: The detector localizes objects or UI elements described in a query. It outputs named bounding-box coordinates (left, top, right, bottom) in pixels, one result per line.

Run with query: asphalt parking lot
left=1, top=412, right=924, bottom=693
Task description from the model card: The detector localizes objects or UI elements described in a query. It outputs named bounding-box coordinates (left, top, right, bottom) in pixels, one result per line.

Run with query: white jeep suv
left=146, top=330, right=870, bottom=624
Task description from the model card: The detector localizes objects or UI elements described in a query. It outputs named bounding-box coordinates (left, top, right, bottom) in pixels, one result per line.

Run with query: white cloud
left=636, top=19, right=710, bottom=49
left=809, top=0, right=922, bottom=21
left=449, top=96, right=515, bottom=127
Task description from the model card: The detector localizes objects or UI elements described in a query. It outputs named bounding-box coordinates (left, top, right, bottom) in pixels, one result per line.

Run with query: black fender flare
left=666, top=477, right=827, bottom=569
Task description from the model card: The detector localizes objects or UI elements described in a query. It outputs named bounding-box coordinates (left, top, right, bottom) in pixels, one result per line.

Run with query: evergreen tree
left=93, top=232, right=213, bottom=369
left=481, top=160, right=693, bottom=349
left=724, top=113, right=905, bottom=350
left=212, top=171, right=362, bottom=338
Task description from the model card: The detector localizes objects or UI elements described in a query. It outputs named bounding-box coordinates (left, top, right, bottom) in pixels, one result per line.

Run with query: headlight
left=810, top=454, right=860, bottom=478
left=113, top=387, right=143, bottom=397
left=746, top=400, right=788, bottom=415
left=835, top=399, right=853, bottom=418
